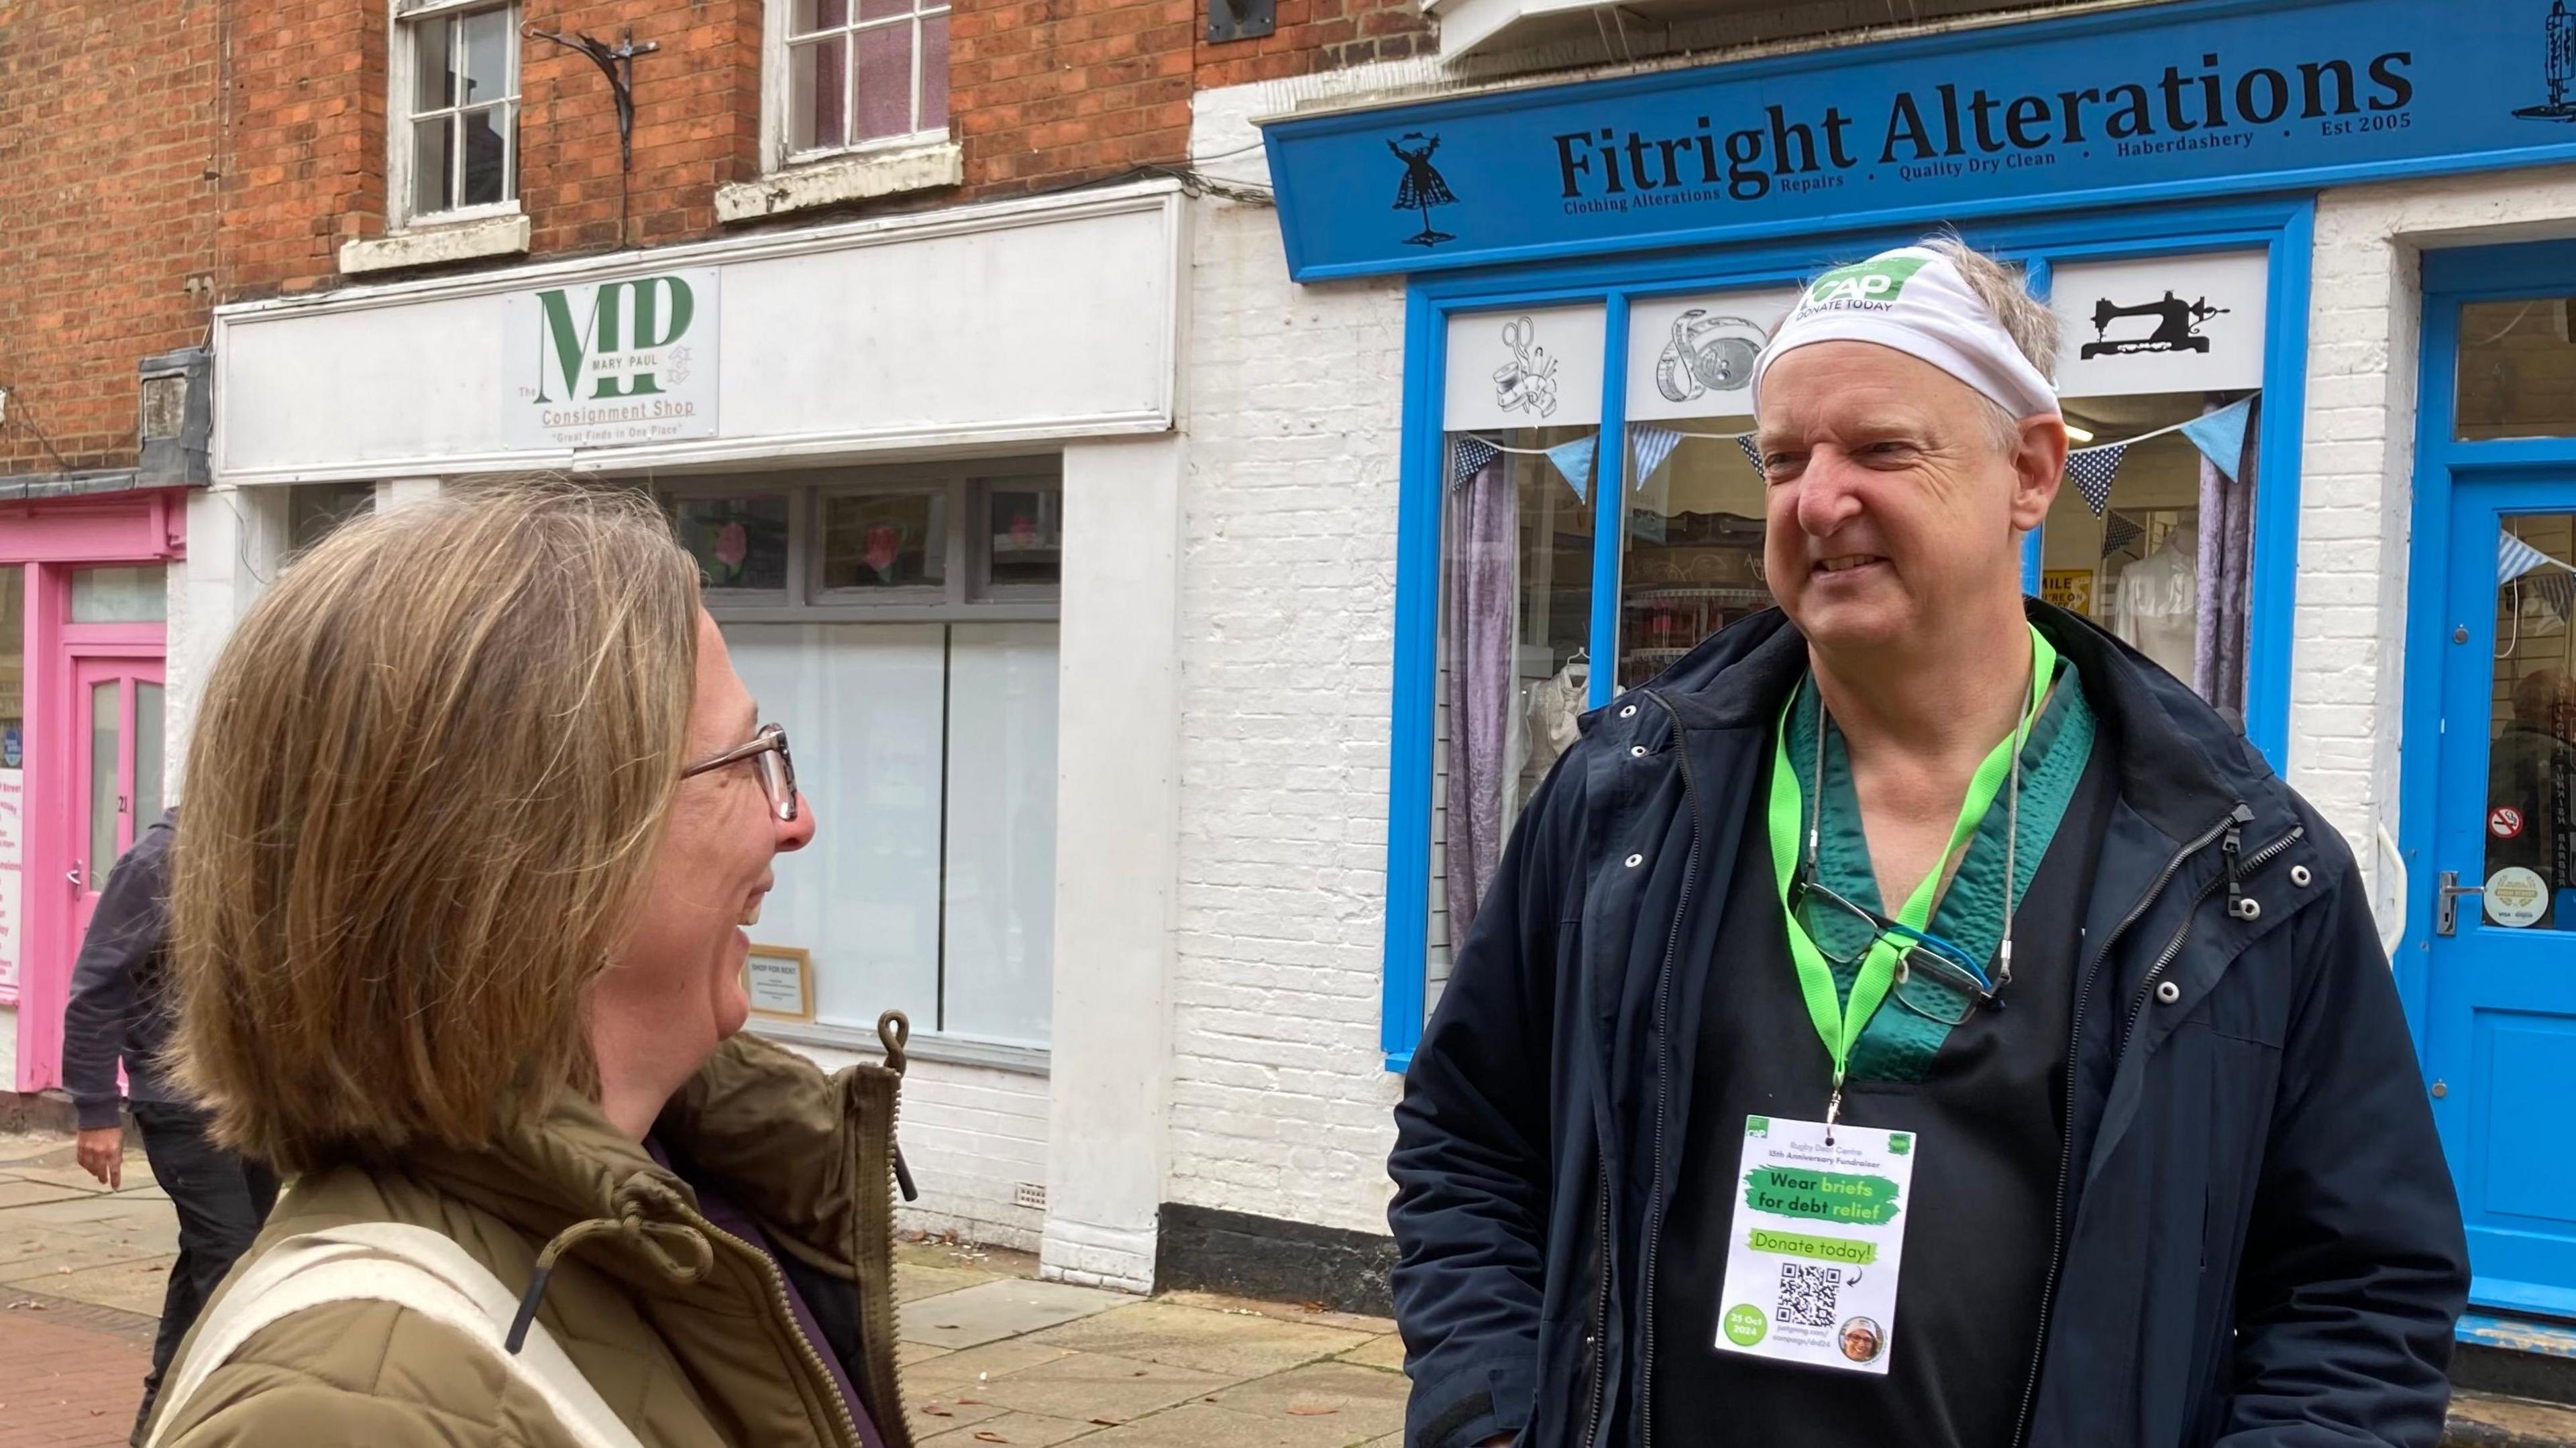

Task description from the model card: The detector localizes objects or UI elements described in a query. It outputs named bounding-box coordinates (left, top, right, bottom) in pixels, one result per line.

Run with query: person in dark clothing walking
left=59, top=810, right=278, bottom=1445
left=1387, top=239, right=2469, bottom=1448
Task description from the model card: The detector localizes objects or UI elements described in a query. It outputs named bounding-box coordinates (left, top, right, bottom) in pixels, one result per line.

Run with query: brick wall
left=949, top=0, right=1195, bottom=194
left=1191, top=0, right=1432, bottom=91
left=0, top=0, right=221, bottom=476
left=213, top=0, right=1436, bottom=300
left=221, top=0, right=767, bottom=298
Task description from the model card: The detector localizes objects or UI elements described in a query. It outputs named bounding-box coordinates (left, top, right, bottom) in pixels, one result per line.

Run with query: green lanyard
left=1766, top=624, right=2058, bottom=1123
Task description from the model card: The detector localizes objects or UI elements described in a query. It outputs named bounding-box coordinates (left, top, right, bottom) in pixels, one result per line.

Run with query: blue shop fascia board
left=1262, top=0, right=2576, bottom=282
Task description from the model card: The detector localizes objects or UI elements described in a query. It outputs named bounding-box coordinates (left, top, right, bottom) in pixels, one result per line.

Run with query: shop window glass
left=2488, top=513, right=2576, bottom=930
left=1618, top=288, right=1799, bottom=692
left=985, top=487, right=1063, bottom=591
left=88, top=681, right=117, bottom=882
left=2041, top=392, right=2259, bottom=716
left=729, top=623, right=947, bottom=1028
left=135, top=682, right=164, bottom=828
left=820, top=492, right=946, bottom=591
left=723, top=619, right=1059, bottom=1045
left=674, top=497, right=792, bottom=592
left=70, top=566, right=167, bottom=624
left=2458, top=299, right=2576, bottom=441
left=0, top=566, right=22, bottom=771
left=1428, top=304, right=1603, bottom=1012
left=940, top=622, right=1059, bottom=1046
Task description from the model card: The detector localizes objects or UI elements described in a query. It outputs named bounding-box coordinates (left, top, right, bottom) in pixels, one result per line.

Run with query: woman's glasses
left=682, top=724, right=799, bottom=822
left=1787, top=866, right=1992, bottom=1026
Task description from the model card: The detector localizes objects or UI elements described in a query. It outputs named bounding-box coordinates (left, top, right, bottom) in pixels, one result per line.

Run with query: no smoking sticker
left=2493, top=807, right=2526, bottom=840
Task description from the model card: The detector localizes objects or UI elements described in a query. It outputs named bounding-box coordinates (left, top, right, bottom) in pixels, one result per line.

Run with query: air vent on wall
left=1013, top=1182, right=1049, bottom=1212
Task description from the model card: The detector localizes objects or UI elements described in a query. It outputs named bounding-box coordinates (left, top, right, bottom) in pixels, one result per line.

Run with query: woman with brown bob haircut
left=143, top=482, right=916, bottom=1448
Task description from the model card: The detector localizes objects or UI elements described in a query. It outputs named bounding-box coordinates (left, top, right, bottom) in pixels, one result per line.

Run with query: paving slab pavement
left=8, top=1125, right=2576, bottom=1447
left=0, top=1126, right=1413, bottom=1447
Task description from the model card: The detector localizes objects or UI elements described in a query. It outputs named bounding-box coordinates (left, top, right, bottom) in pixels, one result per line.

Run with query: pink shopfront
left=0, top=489, right=186, bottom=1093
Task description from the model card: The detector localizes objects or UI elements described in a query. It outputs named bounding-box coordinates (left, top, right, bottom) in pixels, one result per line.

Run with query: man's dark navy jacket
left=1388, top=604, right=2469, bottom=1448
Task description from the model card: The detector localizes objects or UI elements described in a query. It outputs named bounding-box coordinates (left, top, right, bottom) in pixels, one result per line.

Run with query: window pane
left=918, top=10, right=949, bottom=130
left=941, top=622, right=1059, bottom=1046
left=70, top=566, right=166, bottom=624
left=88, top=681, right=117, bottom=885
left=2459, top=299, right=2576, bottom=441
left=134, top=682, right=163, bottom=830
left=2486, top=516, right=2576, bottom=929
left=789, top=36, right=847, bottom=152
left=821, top=492, right=946, bottom=590
left=288, top=481, right=376, bottom=553
left=462, top=7, right=513, bottom=103
left=1427, top=427, right=1593, bottom=1016
left=986, top=488, right=1061, bottom=590
left=793, top=0, right=851, bottom=33
left=854, top=21, right=914, bottom=142
left=461, top=103, right=512, bottom=206
left=412, top=15, right=455, bottom=113
left=674, top=497, right=792, bottom=592
left=413, top=117, right=454, bottom=215
left=1618, top=443, right=1771, bottom=692
left=724, top=623, right=945, bottom=1028
left=2043, top=392, right=2259, bottom=716
left=0, top=566, right=21, bottom=771
left=859, top=0, right=913, bottom=24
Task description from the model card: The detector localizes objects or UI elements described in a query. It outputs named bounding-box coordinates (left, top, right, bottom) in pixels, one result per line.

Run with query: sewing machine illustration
left=2080, top=291, right=2231, bottom=359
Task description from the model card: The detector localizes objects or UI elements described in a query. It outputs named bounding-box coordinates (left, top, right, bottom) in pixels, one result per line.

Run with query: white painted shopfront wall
left=195, top=182, right=1189, bottom=1286
left=211, top=186, right=1183, bottom=484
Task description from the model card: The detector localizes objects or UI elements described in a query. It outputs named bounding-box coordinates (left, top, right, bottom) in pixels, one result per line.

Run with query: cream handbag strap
left=145, top=1222, right=644, bottom=1448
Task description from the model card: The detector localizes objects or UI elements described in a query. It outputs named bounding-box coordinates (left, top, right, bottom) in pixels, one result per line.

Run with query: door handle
left=2436, top=870, right=2483, bottom=936
left=66, top=861, right=82, bottom=890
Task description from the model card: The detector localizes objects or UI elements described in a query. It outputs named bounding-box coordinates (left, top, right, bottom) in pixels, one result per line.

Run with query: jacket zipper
left=2117, top=822, right=2304, bottom=1059
left=1578, top=1172, right=1612, bottom=1448
left=682, top=1207, right=866, bottom=1448
left=2006, top=805, right=2302, bottom=1448
left=1633, top=692, right=1701, bottom=1448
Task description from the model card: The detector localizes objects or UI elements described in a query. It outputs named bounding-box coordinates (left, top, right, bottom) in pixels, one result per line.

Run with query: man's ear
left=2008, top=414, right=2069, bottom=534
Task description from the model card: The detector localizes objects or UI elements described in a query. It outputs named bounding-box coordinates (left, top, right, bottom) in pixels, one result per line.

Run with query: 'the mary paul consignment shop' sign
left=503, top=269, right=720, bottom=451
left=1261, top=0, right=2576, bottom=279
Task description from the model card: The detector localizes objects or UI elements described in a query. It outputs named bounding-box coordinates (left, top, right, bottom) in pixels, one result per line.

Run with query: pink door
left=69, top=658, right=164, bottom=944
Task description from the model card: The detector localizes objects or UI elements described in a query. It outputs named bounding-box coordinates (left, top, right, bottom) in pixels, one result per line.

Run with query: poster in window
left=1443, top=304, right=1607, bottom=430
left=2041, top=569, right=2098, bottom=618
left=1624, top=289, right=1799, bottom=423
left=742, top=944, right=814, bottom=1022
left=2051, top=251, right=2268, bottom=399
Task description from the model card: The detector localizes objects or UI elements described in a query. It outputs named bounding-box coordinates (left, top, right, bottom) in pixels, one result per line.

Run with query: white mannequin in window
left=2114, top=520, right=2199, bottom=681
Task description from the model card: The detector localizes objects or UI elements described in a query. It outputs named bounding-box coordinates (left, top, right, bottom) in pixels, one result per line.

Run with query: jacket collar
left=1598, top=598, right=2282, bottom=842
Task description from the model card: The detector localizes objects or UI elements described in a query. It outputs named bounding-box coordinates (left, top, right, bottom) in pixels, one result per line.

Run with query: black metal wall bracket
left=1206, top=0, right=1275, bottom=44
left=522, top=25, right=660, bottom=169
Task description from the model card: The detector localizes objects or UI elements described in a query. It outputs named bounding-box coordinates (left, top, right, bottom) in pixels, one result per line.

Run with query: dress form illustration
left=1389, top=132, right=1458, bottom=247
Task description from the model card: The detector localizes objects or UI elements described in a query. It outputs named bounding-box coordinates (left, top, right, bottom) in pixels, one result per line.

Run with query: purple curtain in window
left=2193, top=394, right=2259, bottom=719
left=1446, top=454, right=1517, bottom=936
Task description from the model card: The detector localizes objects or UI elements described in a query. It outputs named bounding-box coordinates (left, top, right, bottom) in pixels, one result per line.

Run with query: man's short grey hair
left=1925, top=236, right=2059, bottom=452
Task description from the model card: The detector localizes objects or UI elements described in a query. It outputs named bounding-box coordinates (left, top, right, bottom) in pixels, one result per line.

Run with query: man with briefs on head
left=1389, top=239, right=2467, bottom=1448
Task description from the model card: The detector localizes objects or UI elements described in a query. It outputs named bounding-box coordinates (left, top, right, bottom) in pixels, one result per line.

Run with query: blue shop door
left=2428, top=478, right=2576, bottom=1318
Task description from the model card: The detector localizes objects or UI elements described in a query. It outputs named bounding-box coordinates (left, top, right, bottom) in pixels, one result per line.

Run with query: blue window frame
left=1383, top=194, right=2316, bottom=1070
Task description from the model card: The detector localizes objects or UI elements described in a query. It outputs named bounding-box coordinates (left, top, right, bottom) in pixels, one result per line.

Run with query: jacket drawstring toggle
left=506, top=1205, right=714, bottom=1355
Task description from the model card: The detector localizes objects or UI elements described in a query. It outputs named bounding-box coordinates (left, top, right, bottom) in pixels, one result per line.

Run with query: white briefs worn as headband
left=1748, top=246, right=2060, bottom=422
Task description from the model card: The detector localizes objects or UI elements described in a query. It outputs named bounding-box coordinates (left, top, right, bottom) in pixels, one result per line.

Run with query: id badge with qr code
left=1711, top=1115, right=1916, bottom=1374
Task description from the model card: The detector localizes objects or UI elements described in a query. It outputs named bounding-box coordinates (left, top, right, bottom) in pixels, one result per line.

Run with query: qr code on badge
left=1775, top=1262, right=1840, bottom=1327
